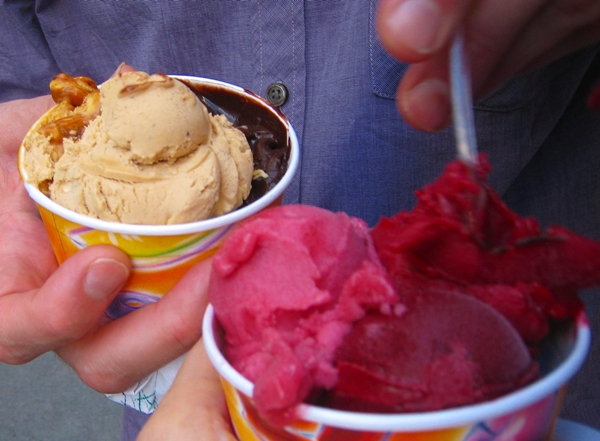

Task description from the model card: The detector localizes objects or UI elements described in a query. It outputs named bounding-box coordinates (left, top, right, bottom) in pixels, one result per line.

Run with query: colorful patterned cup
left=18, top=76, right=299, bottom=319
left=203, top=305, right=590, bottom=441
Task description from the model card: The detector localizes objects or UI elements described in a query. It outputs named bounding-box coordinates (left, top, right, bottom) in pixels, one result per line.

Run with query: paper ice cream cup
left=18, top=76, right=299, bottom=319
left=203, top=305, right=590, bottom=441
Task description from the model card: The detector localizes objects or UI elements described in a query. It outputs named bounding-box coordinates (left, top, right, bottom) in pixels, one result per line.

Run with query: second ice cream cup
left=203, top=305, right=590, bottom=441
left=18, top=76, right=299, bottom=319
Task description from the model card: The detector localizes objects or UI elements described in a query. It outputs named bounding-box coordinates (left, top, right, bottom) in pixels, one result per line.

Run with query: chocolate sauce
left=180, top=79, right=291, bottom=205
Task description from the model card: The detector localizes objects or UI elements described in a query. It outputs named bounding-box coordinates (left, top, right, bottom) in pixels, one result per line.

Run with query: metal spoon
left=450, top=30, right=478, bottom=166
left=199, top=95, right=237, bottom=124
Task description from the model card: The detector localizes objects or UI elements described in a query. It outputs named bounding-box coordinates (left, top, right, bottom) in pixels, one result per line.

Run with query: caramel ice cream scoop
left=100, top=71, right=211, bottom=164
left=21, top=70, right=253, bottom=225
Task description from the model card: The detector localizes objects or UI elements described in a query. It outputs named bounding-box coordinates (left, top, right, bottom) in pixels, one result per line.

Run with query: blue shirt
left=2, top=0, right=600, bottom=431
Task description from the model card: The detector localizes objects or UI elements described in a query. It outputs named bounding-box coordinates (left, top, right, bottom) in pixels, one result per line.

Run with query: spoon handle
left=450, top=30, right=478, bottom=166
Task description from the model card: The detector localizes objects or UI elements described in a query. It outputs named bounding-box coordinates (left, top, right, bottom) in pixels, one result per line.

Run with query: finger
left=462, top=0, right=547, bottom=96
left=0, top=95, right=55, bottom=158
left=378, top=0, right=550, bottom=132
left=487, top=1, right=600, bottom=91
left=0, top=245, right=131, bottom=364
left=0, top=214, right=58, bottom=295
left=111, top=63, right=137, bottom=77
left=376, top=0, right=471, bottom=62
left=377, top=0, right=546, bottom=88
left=136, top=338, right=236, bottom=441
left=396, top=53, right=453, bottom=132
left=0, top=96, right=55, bottom=191
left=514, top=23, right=600, bottom=76
left=56, top=257, right=213, bottom=393
left=1, top=96, right=56, bottom=216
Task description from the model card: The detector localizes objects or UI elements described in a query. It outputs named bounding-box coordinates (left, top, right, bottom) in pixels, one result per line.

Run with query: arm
left=376, top=0, right=600, bottom=132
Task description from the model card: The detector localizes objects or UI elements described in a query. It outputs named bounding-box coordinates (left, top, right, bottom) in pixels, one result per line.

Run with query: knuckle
left=168, top=316, right=202, bottom=353
left=0, top=331, right=41, bottom=364
left=43, top=313, right=71, bottom=339
left=42, top=308, right=89, bottom=347
left=0, top=346, right=35, bottom=365
left=72, top=355, right=135, bottom=394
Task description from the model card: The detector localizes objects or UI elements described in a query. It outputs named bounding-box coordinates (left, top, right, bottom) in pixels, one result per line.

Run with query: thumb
left=0, top=245, right=131, bottom=364
left=137, top=338, right=237, bottom=441
left=376, top=0, right=470, bottom=62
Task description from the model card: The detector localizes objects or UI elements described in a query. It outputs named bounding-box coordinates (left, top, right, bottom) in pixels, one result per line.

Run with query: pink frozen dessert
left=208, top=154, right=600, bottom=426
left=209, top=204, right=398, bottom=425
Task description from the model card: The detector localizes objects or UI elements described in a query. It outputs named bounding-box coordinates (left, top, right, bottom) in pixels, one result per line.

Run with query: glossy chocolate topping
left=181, top=79, right=291, bottom=206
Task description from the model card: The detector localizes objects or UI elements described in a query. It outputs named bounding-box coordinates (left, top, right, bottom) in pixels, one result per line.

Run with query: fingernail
left=388, top=0, right=443, bottom=54
left=402, top=78, right=451, bottom=132
left=85, top=258, right=130, bottom=302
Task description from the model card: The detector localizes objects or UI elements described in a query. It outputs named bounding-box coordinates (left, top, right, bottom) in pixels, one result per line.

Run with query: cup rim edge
left=202, top=304, right=591, bottom=431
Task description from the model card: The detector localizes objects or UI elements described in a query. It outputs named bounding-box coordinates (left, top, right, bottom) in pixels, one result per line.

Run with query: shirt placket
left=251, top=0, right=306, bottom=204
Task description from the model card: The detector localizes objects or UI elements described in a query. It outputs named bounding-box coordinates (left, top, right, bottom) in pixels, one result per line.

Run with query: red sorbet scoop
left=209, top=204, right=398, bottom=425
left=327, top=289, right=539, bottom=413
left=371, top=154, right=600, bottom=347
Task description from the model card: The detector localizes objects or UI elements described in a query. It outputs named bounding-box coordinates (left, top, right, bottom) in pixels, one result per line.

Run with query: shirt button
left=266, top=82, right=288, bottom=107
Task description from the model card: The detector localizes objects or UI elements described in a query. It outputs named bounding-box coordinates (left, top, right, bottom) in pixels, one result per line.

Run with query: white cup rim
left=203, top=304, right=590, bottom=432
left=19, top=76, right=300, bottom=236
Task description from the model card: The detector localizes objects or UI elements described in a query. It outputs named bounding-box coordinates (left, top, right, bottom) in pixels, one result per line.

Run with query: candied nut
left=40, top=100, right=74, bottom=125
left=73, top=75, right=97, bottom=90
left=119, top=73, right=173, bottom=96
left=38, top=114, right=89, bottom=145
left=39, top=83, right=100, bottom=146
left=75, top=90, right=101, bottom=119
left=253, top=169, right=269, bottom=180
left=38, top=179, right=52, bottom=197
left=50, top=73, right=98, bottom=106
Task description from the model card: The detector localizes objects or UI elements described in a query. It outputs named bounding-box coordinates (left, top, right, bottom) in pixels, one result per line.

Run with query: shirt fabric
left=1, top=1, right=600, bottom=438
